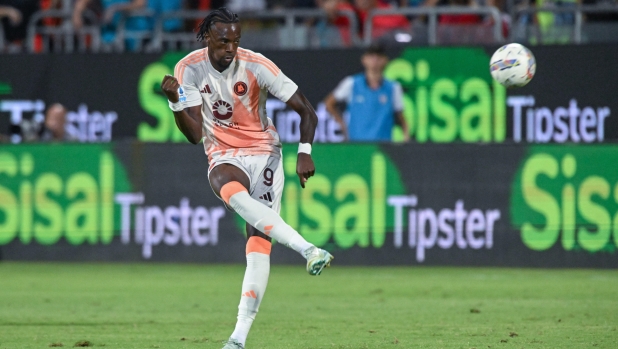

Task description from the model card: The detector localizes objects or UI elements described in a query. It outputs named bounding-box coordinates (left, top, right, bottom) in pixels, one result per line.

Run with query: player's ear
left=204, top=29, right=212, bottom=45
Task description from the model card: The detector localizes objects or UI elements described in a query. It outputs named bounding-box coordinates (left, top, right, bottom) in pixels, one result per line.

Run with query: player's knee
left=246, top=236, right=272, bottom=255
left=220, top=181, right=248, bottom=205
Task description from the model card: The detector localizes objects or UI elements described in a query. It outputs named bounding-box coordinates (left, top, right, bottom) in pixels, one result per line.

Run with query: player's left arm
left=285, top=90, right=317, bottom=189
left=254, top=54, right=317, bottom=188
left=393, top=82, right=410, bottom=142
left=395, top=111, right=410, bottom=142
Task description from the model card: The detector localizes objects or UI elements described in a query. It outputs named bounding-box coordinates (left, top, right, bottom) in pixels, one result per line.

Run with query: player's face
left=206, top=22, right=241, bottom=72
left=361, top=53, right=388, bottom=73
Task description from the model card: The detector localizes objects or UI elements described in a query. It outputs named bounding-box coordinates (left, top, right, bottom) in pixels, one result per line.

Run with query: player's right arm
left=161, top=74, right=202, bottom=144
left=324, top=93, right=347, bottom=141
left=324, top=76, right=353, bottom=141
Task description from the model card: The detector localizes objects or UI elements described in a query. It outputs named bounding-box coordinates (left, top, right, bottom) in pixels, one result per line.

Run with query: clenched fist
left=296, top=153, right=315, bottom=189
left=161, top=74, right=180, bottom=103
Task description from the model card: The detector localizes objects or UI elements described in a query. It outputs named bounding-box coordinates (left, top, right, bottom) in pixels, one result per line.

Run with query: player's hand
left=161, top=74, right=180, bottom=103
left=296, top=153, right=315, bottom=189
left=402, top=132, right=410, bottom=142
left=335, top=118, right=349, bottom=141
left=342, top=127, right=349, bottom=142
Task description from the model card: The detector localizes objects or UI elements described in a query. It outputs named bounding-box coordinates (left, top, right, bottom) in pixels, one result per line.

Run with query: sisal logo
left=511, top=146, right=618, bottom=253
left=0, top=146, right=130, bottom=246
left=264, top=145, right=406, bottom=249
left=388, top=195, right=501, bottom=262
left=115, top=193, right=226, bottom=259
left=384, top=47, right=506, bottom=143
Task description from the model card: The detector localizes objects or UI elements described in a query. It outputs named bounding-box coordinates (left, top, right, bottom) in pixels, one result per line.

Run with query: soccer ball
left=489, top=43, right=536, bottom=88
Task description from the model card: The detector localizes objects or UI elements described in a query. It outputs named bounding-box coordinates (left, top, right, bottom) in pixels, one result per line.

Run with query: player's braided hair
left=196, top=7, right=239, bottom=42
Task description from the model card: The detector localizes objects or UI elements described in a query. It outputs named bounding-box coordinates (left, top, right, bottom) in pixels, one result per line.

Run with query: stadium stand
left=0, top=0, right=617, bottom=53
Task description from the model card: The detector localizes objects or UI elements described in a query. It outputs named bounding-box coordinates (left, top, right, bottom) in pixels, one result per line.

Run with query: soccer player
left=159, top=7, right=334, bottom=349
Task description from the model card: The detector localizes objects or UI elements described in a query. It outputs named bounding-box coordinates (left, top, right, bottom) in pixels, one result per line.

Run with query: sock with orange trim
left=221, top=182, right=314, bottom=255
left=230, top=236, right=271, bottom=346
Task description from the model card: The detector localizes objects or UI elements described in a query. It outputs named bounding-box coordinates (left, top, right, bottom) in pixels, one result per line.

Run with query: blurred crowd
left=0, top=0, right=617, bottom=52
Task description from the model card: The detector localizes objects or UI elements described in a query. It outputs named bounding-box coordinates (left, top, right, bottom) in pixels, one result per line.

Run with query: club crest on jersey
left=234, top=82, right=248, bottom=96
left=213, top=100, right=233, bottom=120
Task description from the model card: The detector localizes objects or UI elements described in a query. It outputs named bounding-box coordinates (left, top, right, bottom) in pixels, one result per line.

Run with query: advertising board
left=1, top=142, right=616, bottom=267
left=1, top=45, right=615, bottom=144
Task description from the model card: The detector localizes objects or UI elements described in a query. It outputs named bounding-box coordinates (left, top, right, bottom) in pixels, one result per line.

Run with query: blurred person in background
left=421, top=0, right=507, bottom=44
left=516, top=0, right=580, bottom=44
left=73, top=0, right=148, bottom=46
left=355, top=0, right=410, bottom=39
left=73, top=0, right=182, bottom=50
left=0, top=0, right=39, bottom=49
left=324, top=44, right=409, bottom=142
left=400, top=0, right=428, bottom=7
left=436, top=0, right=483, bottom=24
left=40, top=103, right=73, bottom=142
left=313, top=0, right=356, bottom=46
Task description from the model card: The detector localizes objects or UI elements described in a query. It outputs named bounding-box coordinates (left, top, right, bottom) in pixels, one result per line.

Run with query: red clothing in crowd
left=330, top=1, right=410, bottom=44
left=439, top=13, right=482, bottom=24
left=358, top=2, right=410, bottom=38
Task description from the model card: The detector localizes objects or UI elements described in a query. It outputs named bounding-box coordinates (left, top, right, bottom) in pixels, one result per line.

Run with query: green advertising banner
left=511, top=145, right=618, bottom=254
left=384, top=47, right=506, bottom=143
left=0, top=144, right=131, bottom=246
left=1, top=141, right=617, bottom=267
left=1, top=45, right=616, bottom=144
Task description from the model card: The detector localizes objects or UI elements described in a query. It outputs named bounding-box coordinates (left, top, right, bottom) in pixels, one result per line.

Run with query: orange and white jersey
left=174, top=47, right=298, bottom=164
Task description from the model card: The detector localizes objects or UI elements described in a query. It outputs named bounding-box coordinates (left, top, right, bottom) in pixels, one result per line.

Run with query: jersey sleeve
left=174, top=63, right=202, bottom=108
left=392, top=81, right=403, bottom=112
left=332, top=76, right=354, bottom=103
left=254, top=54, right=298, bottom=102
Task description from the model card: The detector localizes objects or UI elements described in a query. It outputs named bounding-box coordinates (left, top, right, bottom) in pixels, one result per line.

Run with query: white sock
left=223, top=184, right=314, bottom=255
left=230, top=237, right=271, bottom=346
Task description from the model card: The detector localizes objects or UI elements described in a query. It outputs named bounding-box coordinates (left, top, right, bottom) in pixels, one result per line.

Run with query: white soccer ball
left=489, top=43, right=536, bottom=88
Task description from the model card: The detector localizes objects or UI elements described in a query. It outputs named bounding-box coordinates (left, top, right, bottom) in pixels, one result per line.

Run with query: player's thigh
left=208, top=162, right=251, bottom=198
left=249, top=154, right=284, bottom=214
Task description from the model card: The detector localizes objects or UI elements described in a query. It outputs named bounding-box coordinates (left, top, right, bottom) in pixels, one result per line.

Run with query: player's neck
left=365, top=71, right=383, bottom=89
left=210, top=60, right=229, bottom=73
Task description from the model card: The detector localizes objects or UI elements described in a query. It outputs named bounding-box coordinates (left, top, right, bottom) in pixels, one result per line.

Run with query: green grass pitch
left=0, top=263, right=617, bottom=349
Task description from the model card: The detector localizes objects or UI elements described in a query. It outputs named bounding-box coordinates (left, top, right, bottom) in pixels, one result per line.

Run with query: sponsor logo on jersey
left=259, top=192, right=273, bottom=202
left=234, top=82, right=248, bottom=96
left=200, top=84, right=212, bottom=94
left=213, top=100, right=233, bottom=120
